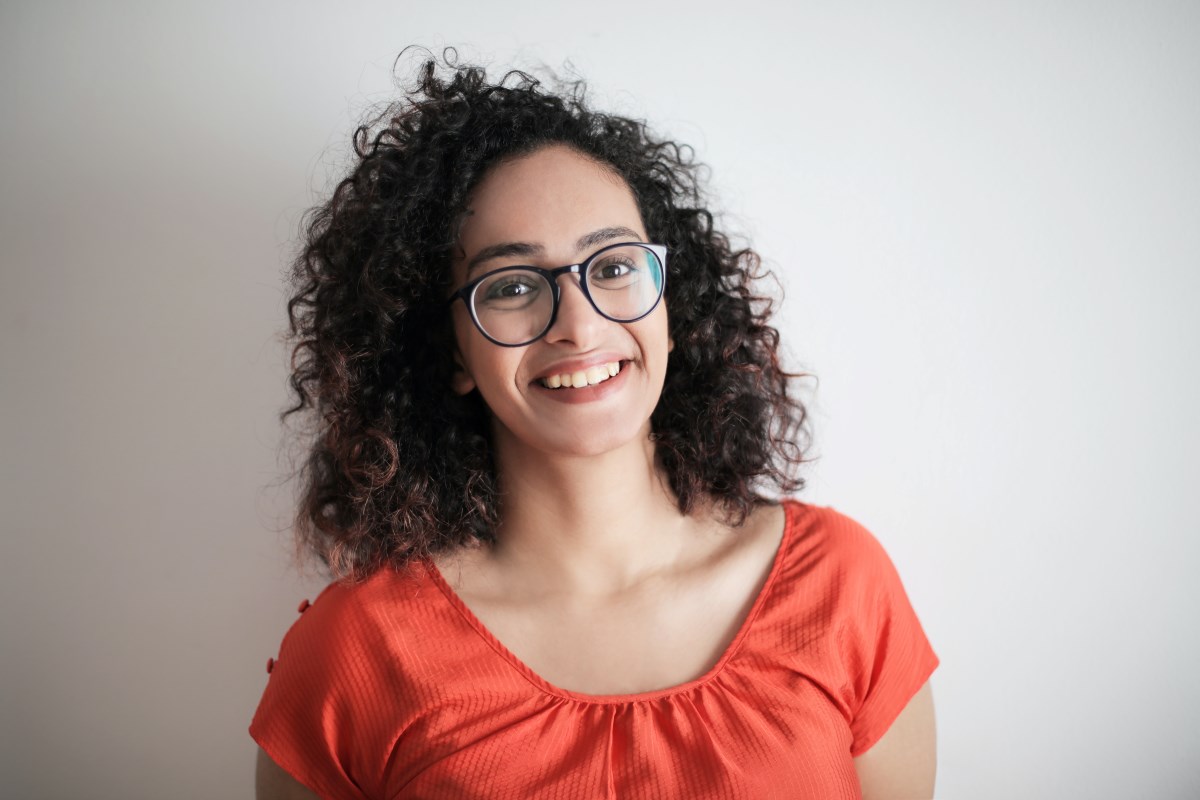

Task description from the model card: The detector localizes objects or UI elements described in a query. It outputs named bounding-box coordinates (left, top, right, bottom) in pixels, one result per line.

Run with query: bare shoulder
left=684, top=501, right=787, bottom=591
left=744, top=501, right=786, bottom=546
left=715, top=501, right=786, bottom=566
left=428, top=538, right=494, bottom=597
left=255, top=748, right=321, bottom=800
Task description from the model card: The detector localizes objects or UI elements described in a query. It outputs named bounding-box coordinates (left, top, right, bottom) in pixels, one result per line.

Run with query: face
left=449, top=144, right=671, bottom=460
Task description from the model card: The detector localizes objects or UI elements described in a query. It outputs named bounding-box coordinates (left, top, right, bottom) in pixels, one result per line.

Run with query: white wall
left=2, top=2, right=1197, bottom=797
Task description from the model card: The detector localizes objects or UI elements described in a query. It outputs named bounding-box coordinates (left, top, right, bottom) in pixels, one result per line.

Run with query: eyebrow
left=465, top=225, right=643, bottom=278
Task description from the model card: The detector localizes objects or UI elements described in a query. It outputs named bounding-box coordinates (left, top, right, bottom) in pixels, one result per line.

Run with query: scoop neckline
left=423, top=501, right=801, bottom=706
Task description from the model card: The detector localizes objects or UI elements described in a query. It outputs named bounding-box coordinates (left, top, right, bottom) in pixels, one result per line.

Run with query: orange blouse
left=251, top=502, right=938, bottom=798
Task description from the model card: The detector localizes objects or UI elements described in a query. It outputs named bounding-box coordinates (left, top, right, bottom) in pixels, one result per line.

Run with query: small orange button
left=297, top=599, right=310, bottom=613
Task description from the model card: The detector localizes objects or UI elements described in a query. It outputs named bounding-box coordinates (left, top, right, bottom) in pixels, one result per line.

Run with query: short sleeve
left=832, top=515, right=939, bottom=757
left=249, top=584, right=393, bottom=800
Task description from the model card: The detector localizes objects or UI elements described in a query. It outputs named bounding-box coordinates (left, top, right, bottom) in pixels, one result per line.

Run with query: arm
left=256, top=747, right=322, bottom=800
left=852, top=681, right=937, bottom=800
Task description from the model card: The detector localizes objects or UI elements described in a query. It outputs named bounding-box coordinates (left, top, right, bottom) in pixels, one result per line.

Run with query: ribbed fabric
left=250, top=502, right=938, bottom=799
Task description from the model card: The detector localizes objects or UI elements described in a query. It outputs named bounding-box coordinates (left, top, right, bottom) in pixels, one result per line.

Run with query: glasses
left=449, top=242, right=667, bottom=347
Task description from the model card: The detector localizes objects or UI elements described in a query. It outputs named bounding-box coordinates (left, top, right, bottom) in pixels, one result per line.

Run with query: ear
left=668, top=336, right=675, bottom=354
left=450, top=348, right=476, bottom=395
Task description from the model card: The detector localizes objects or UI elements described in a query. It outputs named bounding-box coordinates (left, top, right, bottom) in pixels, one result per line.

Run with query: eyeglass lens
left=470, top=244, right=664, bottom=345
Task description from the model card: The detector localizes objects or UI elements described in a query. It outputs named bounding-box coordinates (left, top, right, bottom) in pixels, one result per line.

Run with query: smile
left=539, top=361, right=623, bottom=389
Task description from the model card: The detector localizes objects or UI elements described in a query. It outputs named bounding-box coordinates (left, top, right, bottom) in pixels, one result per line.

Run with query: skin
left=448, top=146, right=673, bottom=463
left=256, top=750, right=320, bottom=800
left=440, top=145, right=786, bottom=695
left=256, top=144, right=936, bottom=799
left=853, top=682, right=937, bottom=798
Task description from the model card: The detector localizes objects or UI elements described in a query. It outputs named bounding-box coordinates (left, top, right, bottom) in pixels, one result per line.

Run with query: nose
left=543, top=273, right=606, bottom=346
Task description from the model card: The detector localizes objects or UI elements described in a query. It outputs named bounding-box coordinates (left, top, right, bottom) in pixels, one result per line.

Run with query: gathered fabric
left=251, top=501, right=938, bottom=799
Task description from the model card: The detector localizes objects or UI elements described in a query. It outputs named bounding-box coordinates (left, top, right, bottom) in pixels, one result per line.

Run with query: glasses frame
left=449, top=242, right=668, bottom=347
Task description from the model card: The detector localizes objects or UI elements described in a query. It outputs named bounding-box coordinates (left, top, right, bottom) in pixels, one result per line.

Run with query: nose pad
left=544, top=274, right=605, bottom=345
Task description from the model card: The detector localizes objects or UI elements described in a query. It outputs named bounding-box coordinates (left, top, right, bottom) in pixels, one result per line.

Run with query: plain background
left=2, top=1, right=1197, bottom=798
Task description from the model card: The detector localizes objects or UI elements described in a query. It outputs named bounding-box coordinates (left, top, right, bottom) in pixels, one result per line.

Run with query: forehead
left=457, top=145, right=644, bottom=264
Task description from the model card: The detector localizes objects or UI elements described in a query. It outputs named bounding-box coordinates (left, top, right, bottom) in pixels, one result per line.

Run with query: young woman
left=252, top=55, right=938, bottom=800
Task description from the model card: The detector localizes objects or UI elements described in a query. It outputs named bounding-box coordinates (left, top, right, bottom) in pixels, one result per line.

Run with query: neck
left=488, top=424, right=702, bottom=596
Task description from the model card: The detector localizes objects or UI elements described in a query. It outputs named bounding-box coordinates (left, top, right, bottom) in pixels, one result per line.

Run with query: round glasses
left=450, top=242, right=667, bottom=347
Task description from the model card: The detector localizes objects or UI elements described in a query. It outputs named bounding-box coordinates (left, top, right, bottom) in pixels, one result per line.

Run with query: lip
left=530, top=354, right=629, bottom=384
left=530, top=360, right=631, bottom=404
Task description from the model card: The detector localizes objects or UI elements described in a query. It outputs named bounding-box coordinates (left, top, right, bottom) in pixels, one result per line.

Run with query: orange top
left=251, top=502, right=938, bottom=799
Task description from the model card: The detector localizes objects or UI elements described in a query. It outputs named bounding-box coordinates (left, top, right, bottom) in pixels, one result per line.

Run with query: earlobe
left=451, top=369, right=476, bottom=395
left=450, top=350, right=476, bottom=395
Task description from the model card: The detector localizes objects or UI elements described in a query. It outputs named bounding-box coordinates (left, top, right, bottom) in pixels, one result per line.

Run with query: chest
left=430, top=505, right=787, bottom=696
left=465, top=579, right=759, bottom=695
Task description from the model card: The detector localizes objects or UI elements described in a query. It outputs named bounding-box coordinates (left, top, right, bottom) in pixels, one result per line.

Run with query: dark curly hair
left=284, top=52, right=809, bottom=579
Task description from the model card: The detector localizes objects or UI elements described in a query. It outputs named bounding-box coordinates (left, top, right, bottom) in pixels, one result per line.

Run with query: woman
left=252, top=54, right=938, bottom=799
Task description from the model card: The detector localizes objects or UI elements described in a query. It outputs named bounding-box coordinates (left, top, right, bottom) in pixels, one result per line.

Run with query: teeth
left=540, top=361, right=622, bottom=389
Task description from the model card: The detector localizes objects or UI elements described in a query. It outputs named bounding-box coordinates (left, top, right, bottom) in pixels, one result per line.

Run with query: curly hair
left=284, top=52, right=809, bottom=579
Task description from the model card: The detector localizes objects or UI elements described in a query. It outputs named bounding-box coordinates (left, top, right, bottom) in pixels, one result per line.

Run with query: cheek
left=644, top=308, right=672, bottom=365
left=457, top=340, right=525, bottom=404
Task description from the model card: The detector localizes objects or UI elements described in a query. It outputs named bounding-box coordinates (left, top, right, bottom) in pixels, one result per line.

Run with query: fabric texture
left=250, top=502, right=938, bottom=799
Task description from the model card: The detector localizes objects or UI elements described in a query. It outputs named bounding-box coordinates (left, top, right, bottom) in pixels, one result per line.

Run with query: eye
left=485, top=277, right=537, bottom=299
left=476, top=270, right=545, bottom=310
left=597, top=261, right=633, bottom=279
left=589, top=256, right=640, bottom=286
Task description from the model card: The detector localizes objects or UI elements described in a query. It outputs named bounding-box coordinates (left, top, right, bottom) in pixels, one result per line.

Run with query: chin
left=570, top=439, right=645, bottom=459
left=495, top=419, right=654, bottom=461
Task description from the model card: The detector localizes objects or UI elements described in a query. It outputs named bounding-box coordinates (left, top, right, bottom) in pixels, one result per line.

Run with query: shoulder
left=249, top=561, right=446, bottom=799
left=271, top=562, right=438, bottom=670
left=769, top=501, right=939, bottom=755
left=779, top=500, right=899, bottom=579
left=253, top=560, right=454, bottom=735
left=294, top=562, right=438, bottom=634
left=768, top=500, right=929, bottom=655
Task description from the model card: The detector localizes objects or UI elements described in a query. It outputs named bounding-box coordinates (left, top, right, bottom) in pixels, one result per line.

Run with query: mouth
left=538, top=360, right=624, bottom=390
